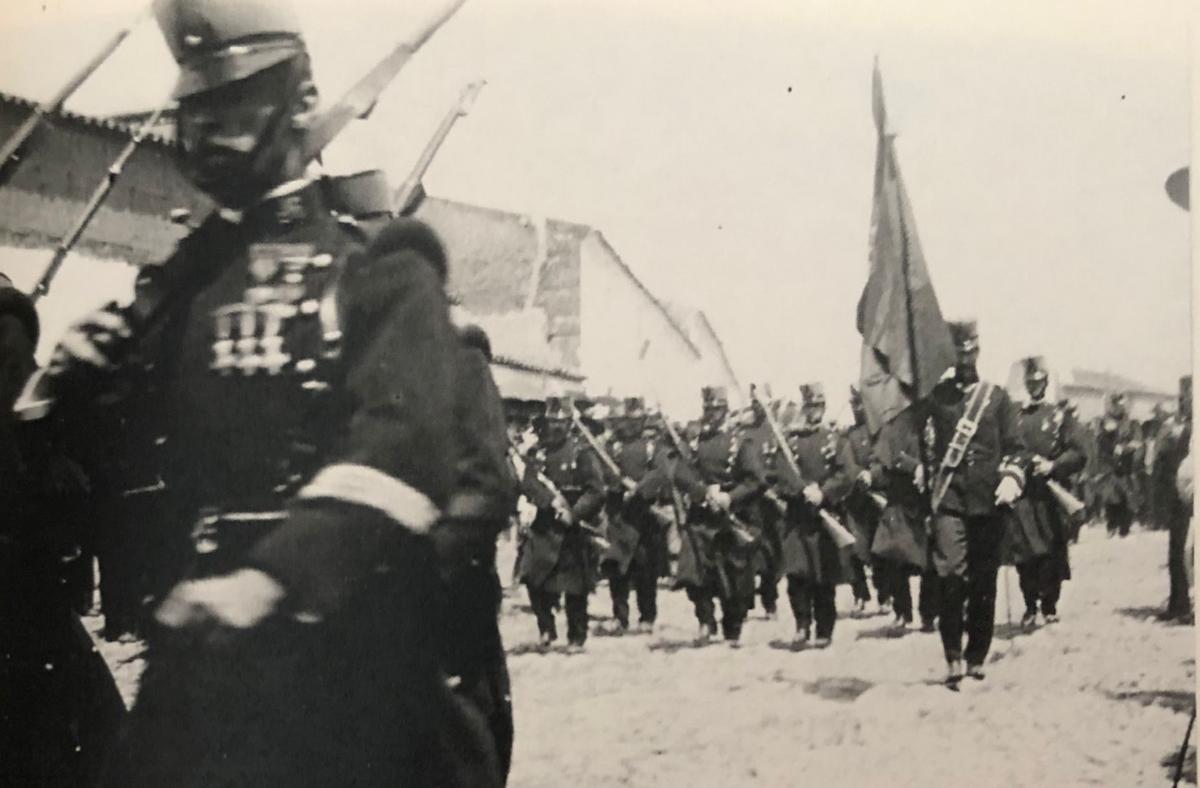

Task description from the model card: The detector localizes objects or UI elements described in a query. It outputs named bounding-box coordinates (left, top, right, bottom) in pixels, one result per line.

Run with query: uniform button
left=300, top=299, right=320, bottom=315
left=311, top=254, right=333, bottom=268
left=295, top=358, right=317, bottom=374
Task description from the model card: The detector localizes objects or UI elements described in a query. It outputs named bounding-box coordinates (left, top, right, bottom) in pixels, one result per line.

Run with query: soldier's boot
left=1020, top=609, right=1038, bottom=629
left=965, top=663, right=986, bottom=681
left=946, top=659, right=965, bottom=688
left=792, top=627, right=810, bottom=649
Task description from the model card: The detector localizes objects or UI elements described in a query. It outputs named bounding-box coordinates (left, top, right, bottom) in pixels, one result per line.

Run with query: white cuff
left=298, top=463, right=440, bottom=533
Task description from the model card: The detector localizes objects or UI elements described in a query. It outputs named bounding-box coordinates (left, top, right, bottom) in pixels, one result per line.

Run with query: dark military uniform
left=55, top=179, right=496, bottom=786
left=674, top=389, right=759, bottom=643
left=1004, top=393, right=1087, bottom=622
left=516, top=401, right=607, bottom=648
left=434, top=326, right=518, bottom=781
left=775, top=412, right=855, bottom=641
left=1093, top=398, right=1143, bottom=537
left=843, top=417, right=880, bottom=606
left=741, top=414, right=785, bottom=617
left=600, top=399, right=670, bottom=630
left=867, top=408, right=934, bottom=626
left=914, top=360, right=1027, bottom=671
left=1159, top=377, right=1193, bottom=619
left=2, top=278, right=127, bottom=787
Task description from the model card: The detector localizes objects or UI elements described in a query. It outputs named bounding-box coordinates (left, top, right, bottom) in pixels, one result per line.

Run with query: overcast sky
left=0, top=0, right=1192, bottom=404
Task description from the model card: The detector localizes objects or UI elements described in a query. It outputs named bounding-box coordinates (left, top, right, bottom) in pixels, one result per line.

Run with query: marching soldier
left=843, top=386, right=882, bottom=612
left=774, top=384, right=855, bottom=648
left=912, top=320, right=1027, bottom=686
left=867, top=407, right=933, bottom=629
left=1093, top=393, right=1143, bottom=538
left=673, top=386, right=759, bottom=646
left=1004, top=357, right=1087, bottom=627
left=515, top=396, right=607, bottom=652
left=31, top=0, right=500, bottom=783
left=600, top=397, right=670, bottom=633
left=742, top=392, right=785, bottom=618
left=434, top=323, right=518, bottom=781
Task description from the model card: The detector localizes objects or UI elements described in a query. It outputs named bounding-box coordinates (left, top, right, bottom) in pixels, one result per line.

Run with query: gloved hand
left=994, top=476, right=1021, bottom=506
left=706, top=484, right=731, bottom=511
left=802, top=483, right=824, bottom=507
left=49, top=302, right=131, bottom=373
left=913, top=463, right=926, bottom=493
left=856, top=469, right=872, bottom=487
left=1031, top=455, right=1054, bottom=477
left=155, top=568, right=289, bottom=631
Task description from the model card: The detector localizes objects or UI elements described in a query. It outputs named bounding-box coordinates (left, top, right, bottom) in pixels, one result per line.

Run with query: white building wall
left=578, top=232, right=706, bottom=420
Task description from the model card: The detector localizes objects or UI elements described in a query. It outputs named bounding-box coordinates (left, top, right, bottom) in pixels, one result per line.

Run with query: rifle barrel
left=0, top=6, right=146, bottom=181
left=32, top=103, right=168, bottom=303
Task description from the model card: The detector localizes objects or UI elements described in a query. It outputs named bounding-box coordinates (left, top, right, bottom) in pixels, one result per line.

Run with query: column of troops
left=503, top=327, right=1194, bottom=670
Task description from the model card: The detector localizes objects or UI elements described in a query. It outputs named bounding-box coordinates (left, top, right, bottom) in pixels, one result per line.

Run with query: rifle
left=748, top=386, right=857, bottom=549
left=394, top=79, right=485, bottom=215
left=31, top=103, right=170, bottom=304
left=1046, top=478, right=1086, bottom=519
left=0, top=5, right=148, bottom=186
left=568, top=408, right=637, bottom=494
left=14, top=0, right=468, bottom=422
left=510, top=434, right=611, bottom=551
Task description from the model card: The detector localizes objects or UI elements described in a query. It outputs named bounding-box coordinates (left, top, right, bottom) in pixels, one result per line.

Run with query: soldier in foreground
left=914, top=320, right=1027, bottom=686
left=1004, top=357, right=1087, bottom=627
left=775, top=384, right=855, bottom=648
left=515, top=396, right=607, bottom=652
left=27, top=0, right=500, bottom=783
left=435, top=323, right=518, bottom=781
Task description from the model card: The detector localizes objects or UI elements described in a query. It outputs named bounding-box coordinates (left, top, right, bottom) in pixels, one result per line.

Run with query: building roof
left=588, top=230, right=701, bottom=359
left=1064, top=369, right=1171, bottom=397
left=1, top=91, right=176, bottom=147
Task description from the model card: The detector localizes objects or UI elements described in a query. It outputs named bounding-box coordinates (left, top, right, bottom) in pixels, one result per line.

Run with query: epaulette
left=367, top=217, right=448, bottom=283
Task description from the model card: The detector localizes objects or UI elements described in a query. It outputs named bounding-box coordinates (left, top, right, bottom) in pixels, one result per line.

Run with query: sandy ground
left=93, top=525, right=1195, bottom=787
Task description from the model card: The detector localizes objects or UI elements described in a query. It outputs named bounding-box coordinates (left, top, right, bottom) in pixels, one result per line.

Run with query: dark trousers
left=605, top=556, right=658, bottom=627
left=440, top=562, right=513, bottom=785
left=786, top=576, right=837, bottom=639
left=686, top=584, right=746, bottom=641
left=932, top=514, right=1003, bottom=666
left=879, top=561, right=913, bottom=621
left=918, top=569, right=941, bottom=626
left=873, top=559, right=893, bottom=606
left=1016, top=554, right=1062, bottom=616
left=105, top=535, right=501, bottom=788
left=1106, top=503, right=1133, bottom=537
left=1167, top=510, right=1192, bottom=617
left=527, top=586, right=588, bottom=646
left=848, top=556, right=871, bottom=603
left=755, top=568, right=779, bottom=613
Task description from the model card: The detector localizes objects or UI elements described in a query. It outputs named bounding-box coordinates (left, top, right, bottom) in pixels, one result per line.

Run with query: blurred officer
left=434, top=323, right=518, bottom=781
left=32, top=1, right=498, bottom=783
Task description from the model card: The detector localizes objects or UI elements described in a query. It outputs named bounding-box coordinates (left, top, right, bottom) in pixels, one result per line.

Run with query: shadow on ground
left=647, top=637, right=722, bottom=654
left=1106, top=690, right=1195, bottom=715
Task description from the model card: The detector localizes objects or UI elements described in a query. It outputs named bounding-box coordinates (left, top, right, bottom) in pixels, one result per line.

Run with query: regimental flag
left=856, top=58, right=955, bottom=434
